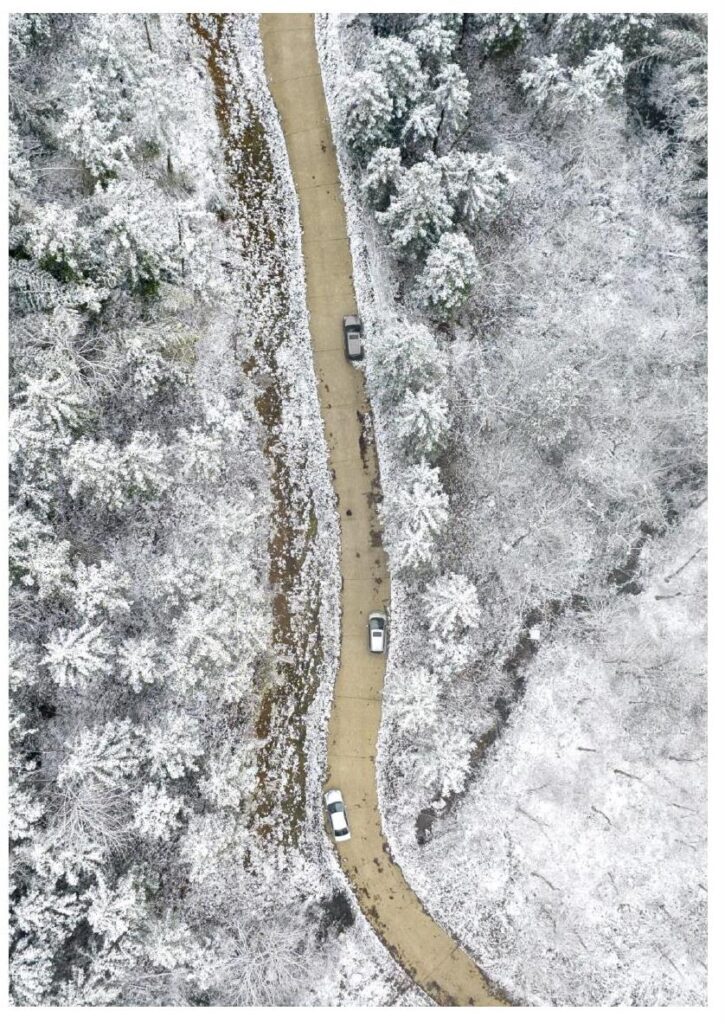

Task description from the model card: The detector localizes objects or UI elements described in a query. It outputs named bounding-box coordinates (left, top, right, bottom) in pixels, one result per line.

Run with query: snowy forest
left=8, top=13, right=419, bottom=1006
left=318, top=10, right=707, bottom=1006
left=9, top=9, right=707, bottom=1010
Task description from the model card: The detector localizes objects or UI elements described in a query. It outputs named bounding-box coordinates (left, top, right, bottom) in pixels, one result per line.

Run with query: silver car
left=324, top=789, right=351, bottom=842
left=343, top=315, right=363, bottom=361
left=368, top=612, right=387, bottom=653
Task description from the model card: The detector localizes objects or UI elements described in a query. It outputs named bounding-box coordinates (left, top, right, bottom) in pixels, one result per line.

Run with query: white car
left=342, top=315, right=363, bottom=361
left=368, top=612, right=387, bottom=653
left=324, top=789, right=351, bottom=842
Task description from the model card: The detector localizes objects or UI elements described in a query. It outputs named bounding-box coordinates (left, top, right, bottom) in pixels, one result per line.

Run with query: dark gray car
left=343, top=315, right=363, bottom=361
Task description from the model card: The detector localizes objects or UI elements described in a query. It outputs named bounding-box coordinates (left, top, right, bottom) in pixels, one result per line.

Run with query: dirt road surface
left=260, top=13, right=506, bottom=1007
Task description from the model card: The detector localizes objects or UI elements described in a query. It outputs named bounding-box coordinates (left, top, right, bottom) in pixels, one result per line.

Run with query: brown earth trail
left=259, top=13, right=506, bottom=1007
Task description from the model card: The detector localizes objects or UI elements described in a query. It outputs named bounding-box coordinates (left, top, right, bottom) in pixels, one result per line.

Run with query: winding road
left=260, top=14, right=505, bottom=1008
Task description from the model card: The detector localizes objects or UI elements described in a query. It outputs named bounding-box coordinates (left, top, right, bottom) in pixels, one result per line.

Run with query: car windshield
left=370, top=618, right=384, bottom=630
left=334, top=827, right=349, bottom=837
left=328, top=802, right=344, bottom=814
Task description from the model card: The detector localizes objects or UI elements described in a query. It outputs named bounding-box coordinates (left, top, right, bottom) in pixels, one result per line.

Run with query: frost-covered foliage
left=519, top=44, right=625, bottom=120
left=416, top=232, right=480, bottom=316
left=336, top=13, right=513, bottom=310
left=9, top=12, right=408, bottom=1007
left=319, top=9, right=706, bottom=1006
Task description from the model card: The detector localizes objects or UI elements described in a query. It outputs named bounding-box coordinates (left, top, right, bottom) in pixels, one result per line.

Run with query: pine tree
left=362, top=146, right=402, bottom=210
left=367, top=318, right=446, bottom=408
left=440, top=151, right=513, bottom=228
left=340, top=70, right=393, bottom=158
left=416, top=231, right=480, bottom=316
left=422, top=572, right=482, bottom=637
left=395, top=387, right=451, bottom=459
left=368, top=36, right=425, bottom=120
left=42, top=622, right=113, bottom=691
left=432, top=63, right=470, bottom=150
left=383, top=461, right=449, bottom=572
left=377, top=159, right=454, bottom=256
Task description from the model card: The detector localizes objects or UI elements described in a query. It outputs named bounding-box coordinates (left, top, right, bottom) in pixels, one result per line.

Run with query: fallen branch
left=664, top=547, right=702, bottom=584
left=591, top=805, right=614, bottom=827
left=531, top=870, right=558, bottom=891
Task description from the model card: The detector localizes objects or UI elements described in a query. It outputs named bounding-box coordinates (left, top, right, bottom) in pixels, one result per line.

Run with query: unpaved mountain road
left=260, top=13, right=506, bottom=1007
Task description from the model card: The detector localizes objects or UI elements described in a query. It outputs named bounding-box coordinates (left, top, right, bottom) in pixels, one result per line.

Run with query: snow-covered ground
left=317, top=12, right=706, bottom=1006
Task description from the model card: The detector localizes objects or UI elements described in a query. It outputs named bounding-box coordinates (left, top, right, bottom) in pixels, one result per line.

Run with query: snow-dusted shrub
left=415, top=231, right=480, bottom=315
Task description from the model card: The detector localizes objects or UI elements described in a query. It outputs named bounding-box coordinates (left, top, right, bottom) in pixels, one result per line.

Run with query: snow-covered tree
left=9, top=508, right=74, bottom=601
left=383, top=461, right=449, bottom=572
left=416, top=231, right=480, bottom=315
left=339, top=70, right=393, bottom=158
left=416, top=720, right=475, bottom=798
left=54, top=720, right=139, bottom=850
left=422, top=572, right=482, bottom=638
left=551, top=13, right=656, bottom=61
left=198, top=742, right=259, bottom=810
left=132, top=783, right=187, bottom=842
left=63, top=431, right=170, bottom=511
left=520, top=45, right=625, bottom=119
left=362, top=146, right=402, bottom=210
left=367, top=318, right=446, bottom=408
left=145, top=711, right=202, bottom=780
left=440, top=151, right=513, bottom=228
left=395, top=387, right=451, bottom=459
left=377, top=159, right=454, bottom=256
left=42, top=622, right=113, bottom=691
left=401, top=102, right=440, bottom=150
left=368, top=36, right=425, bottom=120
left=87, top=872, right=145, bottom=945
left=476, top=14, right=530, bottom=57
left=57, top=719, right=139, bottom=791
left=408, top=14, right=460, bottom=69
left=432, top=63, right=470, bottom=150
left=73, top=560, right=132, bottom=621
left=21, top=204, right=93, bottom=283
left=571, top=44, right=625, bottom=113
left=117, top=635, right=162, bottom=693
